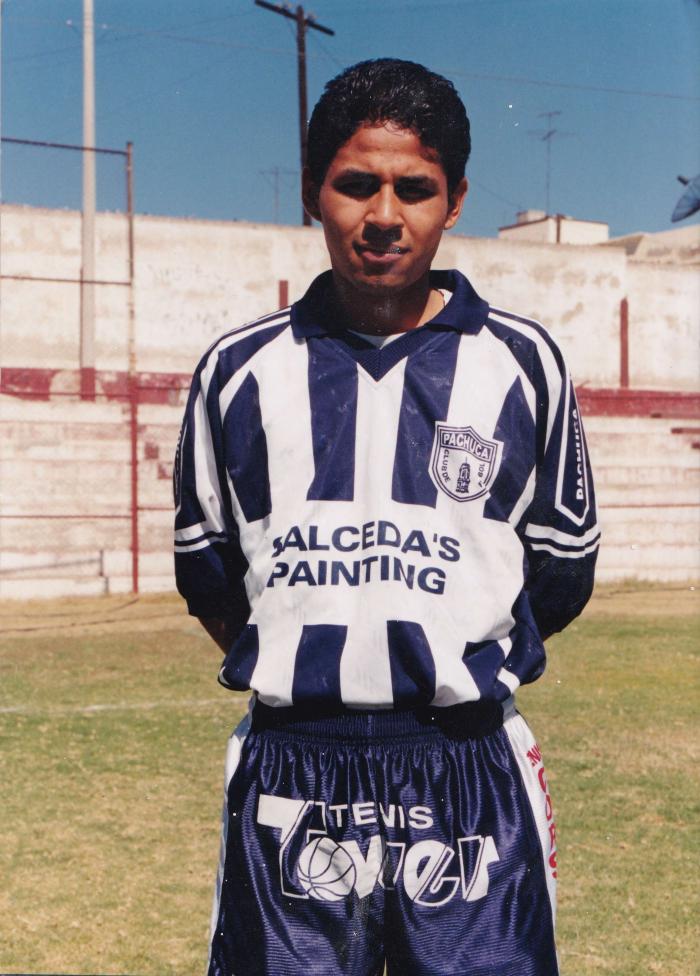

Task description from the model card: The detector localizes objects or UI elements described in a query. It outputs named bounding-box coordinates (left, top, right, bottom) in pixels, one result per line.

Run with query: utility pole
left=81, top=0, right=96, bottom=398
left=254, top=1, right=335, bottom=226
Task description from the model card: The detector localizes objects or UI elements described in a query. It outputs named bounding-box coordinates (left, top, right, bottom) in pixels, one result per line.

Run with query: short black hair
left=306, top=58, right=471, bottom=196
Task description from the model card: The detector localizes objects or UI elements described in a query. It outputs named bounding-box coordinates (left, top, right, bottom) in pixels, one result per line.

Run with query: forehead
left=326, top=122, right=445, bottom=180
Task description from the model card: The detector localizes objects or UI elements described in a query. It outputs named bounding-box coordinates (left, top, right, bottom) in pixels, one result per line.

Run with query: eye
left=333, top=176, right=378, bottom=199
left=395, top=181, right=436, bottom=202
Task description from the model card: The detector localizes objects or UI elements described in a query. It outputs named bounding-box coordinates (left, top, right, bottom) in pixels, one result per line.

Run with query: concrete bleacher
left=0, top=394, right=179, bottom=598
left=0, top=393, right=698, bottom=598
left=586, top=415, right=700, bottom=582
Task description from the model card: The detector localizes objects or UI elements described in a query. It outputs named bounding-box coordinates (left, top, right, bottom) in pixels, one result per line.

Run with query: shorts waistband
left=250, top=699, right=508, bottom=741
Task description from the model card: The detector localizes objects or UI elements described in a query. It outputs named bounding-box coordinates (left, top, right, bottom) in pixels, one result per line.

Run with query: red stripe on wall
left=1, top=366, right=699, bottom=418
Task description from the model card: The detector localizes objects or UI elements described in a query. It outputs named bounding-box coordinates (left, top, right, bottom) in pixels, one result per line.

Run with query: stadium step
left=2, top=392, right=699, bottom=594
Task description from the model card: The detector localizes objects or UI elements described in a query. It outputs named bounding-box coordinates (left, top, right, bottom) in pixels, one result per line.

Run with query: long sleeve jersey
left=174, top=269, right=599, bottom=709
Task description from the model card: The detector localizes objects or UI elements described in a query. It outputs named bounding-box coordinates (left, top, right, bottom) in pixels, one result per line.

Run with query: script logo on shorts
left=430, top=424, right=503, bottom=502
left=256, top=793, right=500, bottom=909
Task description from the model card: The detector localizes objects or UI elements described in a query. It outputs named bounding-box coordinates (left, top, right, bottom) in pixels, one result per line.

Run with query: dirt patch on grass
left=1, top=583, right=698, bottom=641
left=587, top=582, right=700, bottom=619
left=0, top=592, right=192, bottom=639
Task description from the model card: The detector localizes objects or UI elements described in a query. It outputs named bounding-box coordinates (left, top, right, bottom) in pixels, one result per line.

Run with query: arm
left=173, top=358, right=251, bottom=630
left=521, top=372, right=600, bottom=640
left=198, top=616, right=244, bottom=654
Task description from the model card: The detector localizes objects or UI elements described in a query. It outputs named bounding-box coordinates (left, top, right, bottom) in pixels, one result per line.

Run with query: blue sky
left=2, top=0, right=699, bottom=238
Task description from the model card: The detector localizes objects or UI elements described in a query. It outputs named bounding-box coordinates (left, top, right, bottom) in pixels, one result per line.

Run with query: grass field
left=1, top=585, right=698, bottom=976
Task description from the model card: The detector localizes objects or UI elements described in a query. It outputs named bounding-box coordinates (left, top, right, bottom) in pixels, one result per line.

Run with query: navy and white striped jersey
left=174, top=269, right=599, bottom=709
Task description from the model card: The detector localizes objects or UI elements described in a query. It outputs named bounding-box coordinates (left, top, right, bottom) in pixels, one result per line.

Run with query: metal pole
left=296, top=6, right=311, bottom=227
left=80, top=0, right=96, bottom=399
left=126, top=141, right=139, bottom=594
left=620, top=297, right=629, bottom=389
left=253, top=2, right=334, bottom=226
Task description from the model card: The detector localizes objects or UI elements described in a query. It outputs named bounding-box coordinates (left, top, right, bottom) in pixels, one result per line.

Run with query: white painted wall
left=1, top=203, right=698, bottom=389
left=1, top=205, right=698, bottom=596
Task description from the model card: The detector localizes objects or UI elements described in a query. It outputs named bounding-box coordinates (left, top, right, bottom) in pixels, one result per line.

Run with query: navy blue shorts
left=207, top=699, right=559, bottom=975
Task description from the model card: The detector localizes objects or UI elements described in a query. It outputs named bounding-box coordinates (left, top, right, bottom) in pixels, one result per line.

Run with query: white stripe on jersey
left=432, top=646, right=481, bottom=707
left=496, top=668, right=520, bottom=695
left=355, top=358, right=409, bottom=506
left=193, top=387, right=228, bottom=537
left=527, top=538, right=601, bottom=559
left=175, top=536, right=226, bottom=554
left=496, top=636, right=521, bottom=694
left=524, top=522, right=601, bottom=549
left=338, top=361, right=408, bottom=707
left=174, top=521, right=226, bottom=543
left=508, top=468, right=537, bottom=528
left=249, top=612, right=300, bottom=707
left=256, top=329, right=316, bottom=518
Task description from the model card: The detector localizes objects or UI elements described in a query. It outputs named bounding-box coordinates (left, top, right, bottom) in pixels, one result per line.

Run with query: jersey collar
left=290, top=269, right=490, bottom=340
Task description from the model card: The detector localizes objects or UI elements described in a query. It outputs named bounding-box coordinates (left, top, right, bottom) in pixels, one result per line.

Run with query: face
left=303, top=122, right=467, bottom=299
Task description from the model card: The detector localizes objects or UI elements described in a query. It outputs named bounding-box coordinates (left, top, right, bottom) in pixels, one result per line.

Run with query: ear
left=444, top=177, right=468, bottom=230
left=302, top=167, right=322, bottom=222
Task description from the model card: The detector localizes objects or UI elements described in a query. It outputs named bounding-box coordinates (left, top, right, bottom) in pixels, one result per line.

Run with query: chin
left=346, top=268, right=420, bottom=296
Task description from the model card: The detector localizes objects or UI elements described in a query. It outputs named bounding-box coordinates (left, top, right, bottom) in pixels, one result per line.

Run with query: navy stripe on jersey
left=306, top=338, right=358, bottom=501
left=485, top=316, right=549, bottom=461
left=484, top=376, right=536, bottom=523
left=176, top=271, right=599, bottom=704
left=222, top=372, right=271, bottom=523
left=219, top=625, right=260, bottom=691
left=392, top=331, right=461, bottom=508
left=174, top=539, right=249, bottom=618
left=462, top=639, right=514, bottom=701
left=387, top=620, right=436, bottom=706
left=292, top=624, right=347, bottom=705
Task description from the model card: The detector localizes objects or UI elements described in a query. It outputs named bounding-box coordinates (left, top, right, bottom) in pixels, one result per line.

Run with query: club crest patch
left=430, top=424, right=503, bottom=502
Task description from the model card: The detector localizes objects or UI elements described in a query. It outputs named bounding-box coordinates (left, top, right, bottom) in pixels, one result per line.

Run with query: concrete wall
left=2, top=204, right=698, bottom=389
left=1, top=204, right=698, bottom=597
left=435, top=234, right=626, bottom=387
left=626, top=263, right=700, bottom=390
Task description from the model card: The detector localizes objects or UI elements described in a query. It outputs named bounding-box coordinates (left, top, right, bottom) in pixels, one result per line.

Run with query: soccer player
left=174, top=58, right=599, bottom=976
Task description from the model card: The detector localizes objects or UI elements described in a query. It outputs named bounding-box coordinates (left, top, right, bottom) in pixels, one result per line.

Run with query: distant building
left=604, top=223, right=700, bottom=265
left=498, top=209, right=609, bottom=245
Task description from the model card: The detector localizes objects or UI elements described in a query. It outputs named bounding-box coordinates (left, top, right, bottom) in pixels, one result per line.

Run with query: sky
left=1, top=0, right=699, bottom=239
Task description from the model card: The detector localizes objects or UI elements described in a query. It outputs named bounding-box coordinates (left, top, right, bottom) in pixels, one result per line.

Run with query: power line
left=447, top=67, right=699, bottom=102
left=5, top=14, right=698, bottom=102
left=469, top=178, right=524, bottom=212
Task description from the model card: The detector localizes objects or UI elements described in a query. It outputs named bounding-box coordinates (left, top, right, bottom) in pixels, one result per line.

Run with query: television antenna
left=529, top=111, right=573, bottom=214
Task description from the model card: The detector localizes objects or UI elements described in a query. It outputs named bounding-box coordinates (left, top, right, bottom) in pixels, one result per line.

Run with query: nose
left=365, top=185, right=402, bottom=236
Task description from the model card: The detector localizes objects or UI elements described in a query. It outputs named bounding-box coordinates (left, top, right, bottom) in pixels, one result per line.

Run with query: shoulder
left=483, top=303, right=567, bottom=382
left=194, top=305, right=293, bottom=389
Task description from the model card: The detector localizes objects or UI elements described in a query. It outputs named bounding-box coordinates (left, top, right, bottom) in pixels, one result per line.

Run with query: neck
left=331, top=272, right=442, bottom=336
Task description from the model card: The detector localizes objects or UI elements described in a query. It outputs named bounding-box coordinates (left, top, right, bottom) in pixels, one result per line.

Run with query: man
left=174, top=58, right=599, bottom=976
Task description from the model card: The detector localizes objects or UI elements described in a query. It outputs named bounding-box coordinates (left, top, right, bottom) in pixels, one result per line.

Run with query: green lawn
left=1, top=587, right=698, bottom=975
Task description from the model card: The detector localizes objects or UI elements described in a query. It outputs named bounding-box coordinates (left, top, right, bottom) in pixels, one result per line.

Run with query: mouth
left=355, top=243, right=409, bottom=260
